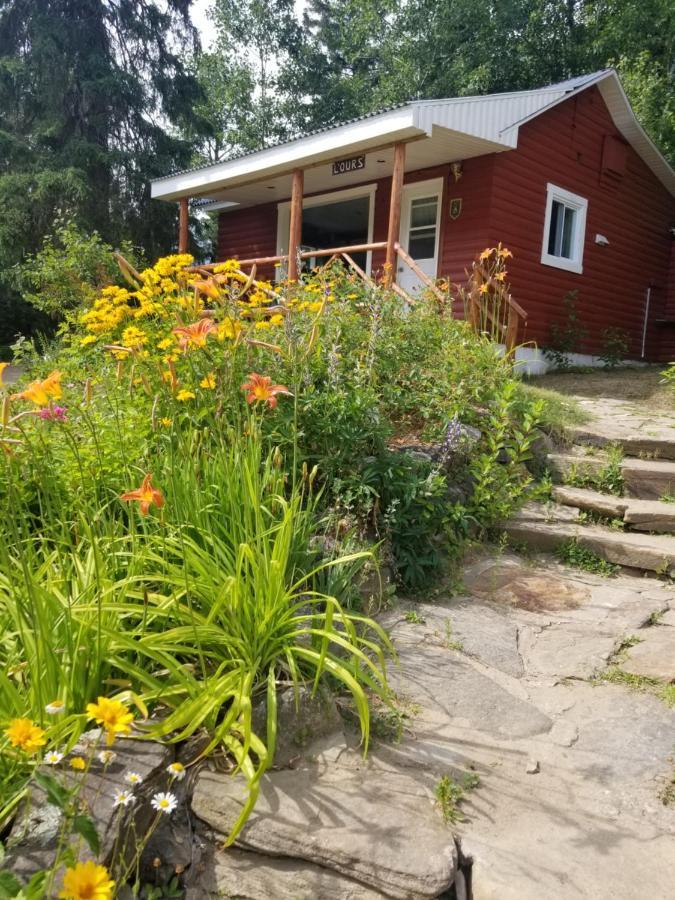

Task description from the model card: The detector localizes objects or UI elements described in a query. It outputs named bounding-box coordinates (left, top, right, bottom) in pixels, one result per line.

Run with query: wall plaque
left=332, top=155, right=366, bottom=176
left=449, top=198, right=463, bottom=220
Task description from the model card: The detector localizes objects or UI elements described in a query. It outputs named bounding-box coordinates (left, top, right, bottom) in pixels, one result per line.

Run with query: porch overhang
left=150, top=106, right=512, bottom=208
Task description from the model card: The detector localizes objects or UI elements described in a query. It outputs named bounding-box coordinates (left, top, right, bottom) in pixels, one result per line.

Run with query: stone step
left=566, top=424, right=675, bottom=460
left=505, top=503, right=675, bottom=574
left=552, top=486, right=675, bottom=533
left=547, top=452, right=675, bottom=501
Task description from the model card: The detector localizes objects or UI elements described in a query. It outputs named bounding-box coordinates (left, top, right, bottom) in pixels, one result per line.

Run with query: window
left=541, top=184, right=588, bottom=274
left=407, top=196, right=439, bottom=259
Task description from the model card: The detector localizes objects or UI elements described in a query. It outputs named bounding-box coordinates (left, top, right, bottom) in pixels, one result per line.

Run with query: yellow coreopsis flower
left=86, top=696, right=134, bottom=745
left=199, top=373, right=216, bottom=390
left=5, top=718, right=47, bottom=754
left=176, top=389, right=196, bottom=402
left=59, top=861, right=115, bottom=900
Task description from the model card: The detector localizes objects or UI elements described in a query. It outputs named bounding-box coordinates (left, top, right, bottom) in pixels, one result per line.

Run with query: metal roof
left=152, top=70, right=675, bottom=200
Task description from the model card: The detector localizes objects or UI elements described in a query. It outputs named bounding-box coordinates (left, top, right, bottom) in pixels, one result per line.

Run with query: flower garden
left=0, top=249, right=543, bottom=897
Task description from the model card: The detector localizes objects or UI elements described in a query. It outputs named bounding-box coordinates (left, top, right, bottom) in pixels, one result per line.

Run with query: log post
left=287, top=168, right=304, bottom=281
left=384, top=142, right=406, bottom=287
left=178, top=197, right=189, bottom=253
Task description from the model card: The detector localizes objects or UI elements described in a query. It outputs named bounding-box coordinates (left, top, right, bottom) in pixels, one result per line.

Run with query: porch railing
left=190, top=240, right=527, bottom=350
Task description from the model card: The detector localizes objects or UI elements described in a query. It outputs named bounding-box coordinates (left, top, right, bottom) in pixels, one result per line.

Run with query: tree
left=0, top=0, right=203, bottom=345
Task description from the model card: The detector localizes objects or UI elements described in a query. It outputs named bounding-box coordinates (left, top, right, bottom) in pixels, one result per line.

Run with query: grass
left=596, top=667, right=675, bottom=708
left=516, top=382, right=588, bottom=439
left=555, top=539, right=620, bottom=576
left=404, top=609, right=426, bottom=625
left=564, top=444, right=624, bottom=496
left=530, top=366, right=673, bottom=413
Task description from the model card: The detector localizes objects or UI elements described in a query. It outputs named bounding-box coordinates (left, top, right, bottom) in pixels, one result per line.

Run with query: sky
left=191, top=0, right=307, bottom=50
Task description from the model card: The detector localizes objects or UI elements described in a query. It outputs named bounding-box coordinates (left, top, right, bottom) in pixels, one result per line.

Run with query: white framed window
left=540, top=183, right=588, bottom=274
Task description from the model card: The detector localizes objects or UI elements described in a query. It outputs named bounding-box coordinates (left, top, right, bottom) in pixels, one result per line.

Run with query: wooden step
left=505, top=503, right=675, bottom=574
left=552, top=486, right=675, bottom=533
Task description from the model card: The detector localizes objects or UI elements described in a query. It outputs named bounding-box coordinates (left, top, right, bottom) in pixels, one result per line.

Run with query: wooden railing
left=190, top=239, right=527, bottom=349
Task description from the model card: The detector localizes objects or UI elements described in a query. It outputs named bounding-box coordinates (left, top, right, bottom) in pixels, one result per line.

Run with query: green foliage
left=555, top=539, right=620, bottom=576
left=543, top=291, right=588, bottom=372
left=467, top=382, right=543, bottom=530
left=434, top=771, right=479, bottom=824
left=564, top=445, right=624, bottom=496
left=516, top=381, right=588, bottom=440
left=599, top=327, right=630, bottom=369
left=17, top=222, right=138, bottom=321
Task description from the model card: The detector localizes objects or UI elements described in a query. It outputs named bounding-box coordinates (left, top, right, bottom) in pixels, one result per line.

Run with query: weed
left=543, top=290, right=588, bottom=372
left=596, top=667, right=675, bottom=707
left=599, top=327, right=630, bottom=369
left=564, top=445, right=624, bottom=496
left=405, top=610, right=426, bottom=625
left=556, top=539, right=619, bottom=576
left=443, top=620, right=463, bottom=651
left=659, top=771, right=675, bottom=806
left=435, top=772, right=479, bottom=824
left=646, top=609, right=665, bottom=626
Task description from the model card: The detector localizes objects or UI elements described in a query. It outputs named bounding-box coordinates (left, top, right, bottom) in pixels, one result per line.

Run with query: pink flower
left=38, top=405, right=67, bottom=422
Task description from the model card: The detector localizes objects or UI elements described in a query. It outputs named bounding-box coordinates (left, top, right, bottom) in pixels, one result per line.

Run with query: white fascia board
left=151, top=107, right=424, bottom=201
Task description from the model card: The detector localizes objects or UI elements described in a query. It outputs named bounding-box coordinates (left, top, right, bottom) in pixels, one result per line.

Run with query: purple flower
left=439, top=416, right=462, bottom=461
left=38, top=405, right=67, bottom=422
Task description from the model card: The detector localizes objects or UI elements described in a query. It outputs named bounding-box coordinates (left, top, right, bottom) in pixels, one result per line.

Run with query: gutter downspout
left=641, top=286, right=651, bottom=359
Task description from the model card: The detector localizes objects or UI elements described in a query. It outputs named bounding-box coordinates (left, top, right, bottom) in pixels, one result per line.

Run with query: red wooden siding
left=217, top=85, right=674, bottom=361
left=487, top=86, right=674, bottom=360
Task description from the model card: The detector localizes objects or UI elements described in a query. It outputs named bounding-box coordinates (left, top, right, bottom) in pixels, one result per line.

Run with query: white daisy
left=45, top=700, right=65, bottom=715
left=124, top=771, right=143, bottom=785
left=113, top=790, right=135, bottom=808
left=166, top=762, right=186, bottom=781
left=98, top=750, right=117, bottom=765
left=44, top=750, right=64, bottom=765
left=151, top=792, right=177, bottom=815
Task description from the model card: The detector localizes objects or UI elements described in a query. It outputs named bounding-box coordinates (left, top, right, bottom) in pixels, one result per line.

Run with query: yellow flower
left=0, top=362, right=9, bottom=386
left=12, top=370, right=62, bottom=407
left=199, top=373, right=216, bottom=390
left=494, top=271, right=506, bottom=282
left=479, top=248, right=492, bottom=260
left=176, top=389, right=196, bottom=402
left=156, top=337, right=175, bottom=351
left=254, top=320, right=272, bottom=330
left=479, top=283, right=489, bottom=295
left=269, top=314, right=284, bottom=326
left=86, top=696, right=134, bottom=745
left=160, top=417, right=173, bottom=427
left=70, top=756, right=86, bottom=771
left=5, top=718, right=47, bottom=754
left=79, top=334, right=98, bottom=347
left=59, top=861, right=115, bottom=900
left=121, top=326, right=147, bottom=349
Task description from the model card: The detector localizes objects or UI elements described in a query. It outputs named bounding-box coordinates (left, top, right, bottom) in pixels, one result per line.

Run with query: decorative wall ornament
left=449, top=198, right=463, bottom=220
left=450, top=161, right=463, bottom=182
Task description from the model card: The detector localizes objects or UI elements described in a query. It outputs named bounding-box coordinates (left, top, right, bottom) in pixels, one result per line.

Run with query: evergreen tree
left=0, top=0, right=203, bottom=344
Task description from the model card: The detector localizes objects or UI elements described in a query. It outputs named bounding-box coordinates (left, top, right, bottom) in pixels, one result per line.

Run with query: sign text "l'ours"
left=332, top=155, right=366, bottom=176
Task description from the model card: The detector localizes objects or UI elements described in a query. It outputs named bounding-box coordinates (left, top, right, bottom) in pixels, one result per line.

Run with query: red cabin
left=151, top=69, right=675, bottom=371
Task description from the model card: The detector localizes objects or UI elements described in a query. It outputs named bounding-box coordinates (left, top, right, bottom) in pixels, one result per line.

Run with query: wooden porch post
left=287, top=168, right=304, bottom=281
left=384, top=142, right=406, bottom=288
left=178, top=197, right=189, bottom=253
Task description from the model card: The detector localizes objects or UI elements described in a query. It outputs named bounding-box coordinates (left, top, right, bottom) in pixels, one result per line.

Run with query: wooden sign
left=449, top=198, right=462, bottom=220
left=332, top=154, right=366, bottom=176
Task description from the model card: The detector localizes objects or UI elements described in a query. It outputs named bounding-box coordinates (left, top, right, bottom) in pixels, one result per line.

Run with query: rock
left=621, top=458, right=675, bottom=501
left=622, top=628, right=675, bottom=682
left=548, top=720, right=579, bottom=747
left=192, top=764, right=458, bottom=900
left=525, top=759, right=540, bottom=774
left=546, top=451, right=606, bottom=483
left=660, top=608, right=675, bottom=627
left=6, top=734, right=172, bottom=881
left=552, top=485, right=627, bottom=519
left=187, top=845, right=387, bottom=900
left=622, top=499, right=675, bottom=534
left=251, top=684, right=342, bottom=768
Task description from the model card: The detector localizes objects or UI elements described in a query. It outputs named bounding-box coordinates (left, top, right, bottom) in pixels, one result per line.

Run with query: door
left=398, top=179, right=443, bottom=294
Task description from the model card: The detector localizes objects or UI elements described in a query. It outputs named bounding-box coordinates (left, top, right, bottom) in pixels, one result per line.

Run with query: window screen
left=408, top=196, right=438, bottom=259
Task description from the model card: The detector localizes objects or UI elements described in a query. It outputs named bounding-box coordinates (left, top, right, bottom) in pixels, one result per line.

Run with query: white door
left=398, top=179, right=443, bottom=294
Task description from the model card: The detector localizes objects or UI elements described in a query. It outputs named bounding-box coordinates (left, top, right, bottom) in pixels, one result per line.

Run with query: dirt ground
left=531, top=366, right=673, bottom=412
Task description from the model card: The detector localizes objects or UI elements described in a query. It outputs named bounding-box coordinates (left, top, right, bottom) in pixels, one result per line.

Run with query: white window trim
left=540, top=183, right=588, bottom=275
left=276, top=183, right=377, bottom=279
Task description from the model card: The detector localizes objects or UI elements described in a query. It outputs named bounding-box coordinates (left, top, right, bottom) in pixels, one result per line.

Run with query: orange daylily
left=479, top=283, right=490, bottom=295
left=172, top=319, right=216, bottom=350
left=241, top=373, right=291, bottom=409
left=12, top=370, right=62, bottom=407
left=193, top=279, right=220, bottom=299
left=120, top=473, right=165, bottom=516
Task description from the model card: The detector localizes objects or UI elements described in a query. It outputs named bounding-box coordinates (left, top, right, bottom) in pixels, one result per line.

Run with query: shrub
left=543, top=290, right=588, bottom=371
left=599, top=326, right=630, bottom=368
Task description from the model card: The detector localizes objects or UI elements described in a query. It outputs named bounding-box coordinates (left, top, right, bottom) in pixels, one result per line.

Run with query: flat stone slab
left=566, top=396, right=675, bottom=460
left=622, top=458, right=675, bottom=500
left=546, top=451, right=606, bottom=483
left=192, top=764, right=457, bottom=900
left=552, top=485, right=627, bottom=518
left=188, top=845, right=387, bottom=900
left=623, top=627, right=675, bottom=682
left=623, top=498, right=675, bottom=533
left=506, top=503, right=675, bottom=573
